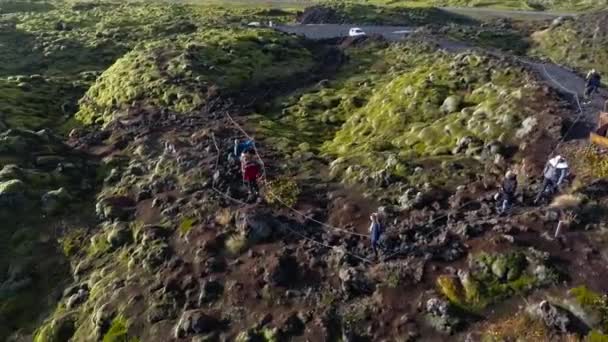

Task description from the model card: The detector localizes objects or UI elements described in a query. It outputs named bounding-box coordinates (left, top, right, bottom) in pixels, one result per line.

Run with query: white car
left=348, top=27, right=366, bottom=37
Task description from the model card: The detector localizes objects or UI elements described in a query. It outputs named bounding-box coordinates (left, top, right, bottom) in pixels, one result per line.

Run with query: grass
left=102, top=316, right=139, bottom=342
left=481, top=311, right=555, bottom=341
left=226, top=233, right=248, bottom=254
left=263, top=176, right=301, bottom=207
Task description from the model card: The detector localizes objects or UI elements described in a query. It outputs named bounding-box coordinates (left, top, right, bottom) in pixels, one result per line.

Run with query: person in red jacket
left=241, top=150, right=261, bottom=200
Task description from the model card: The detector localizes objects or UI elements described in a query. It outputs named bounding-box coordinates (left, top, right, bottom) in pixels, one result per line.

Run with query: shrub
left=225, top=233, right=248, bottom=255
left=566, top=146, right=608, bottom=184
left=263, top=176, right=300, bottom=207
left=178, top=217, right=195, bottom=236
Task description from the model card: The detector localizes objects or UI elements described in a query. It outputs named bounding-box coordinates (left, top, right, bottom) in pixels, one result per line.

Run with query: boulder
left=440, top=95, right=462, bottom=113
left=148, top=303, right=177, bottom=324
left=92, top=303, right=115, bottom=338
left=0, top=179, right=26, bottom=208
left=174, top=310, right=221, bottom=338
left=0, top=164, right=23, bottom=181
left=34, top=314, right=76, bottom=342
left=106, top=223, right=133, bottom=248
left=297, top=5, right=340, bottom=24
left=198, top=279, right=223, bottom=305
left=265, top=253, right=299, bottom=288
left=280, top=312, right=305, bottom=337
left=66, top=288, right=88, bottom=309
left=536, top=300, right=571, bottom=334
left=236, top=210, right=273, bottom=243
left=95, top=196, right=135, bottom=220
left=338, top=267, right=373, bottom=298
left=426, top=297, right=465, bottom=334
left=42, top=187, right=72, bottom=214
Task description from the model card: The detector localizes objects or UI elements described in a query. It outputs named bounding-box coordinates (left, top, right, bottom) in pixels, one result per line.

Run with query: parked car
left=348, top=27, right=366, bottom=37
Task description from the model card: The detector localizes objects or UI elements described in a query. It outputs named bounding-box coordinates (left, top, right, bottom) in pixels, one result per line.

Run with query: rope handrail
left=212, top=49, right=591, bottom=263
left=209, top=129, right=374, bottom=263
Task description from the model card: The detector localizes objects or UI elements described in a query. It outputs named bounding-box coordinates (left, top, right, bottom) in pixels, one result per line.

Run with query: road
left=275, top=24, right=413, bottom=40
left=275, top=22, right=605, bottom=139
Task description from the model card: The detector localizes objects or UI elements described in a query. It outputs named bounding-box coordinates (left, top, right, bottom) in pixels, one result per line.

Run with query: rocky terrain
left=1, top=1, right=608, bottom=342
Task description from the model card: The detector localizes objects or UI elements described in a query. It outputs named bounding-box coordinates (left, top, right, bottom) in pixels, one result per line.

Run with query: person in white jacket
left=534, top=155, right=569, bottom=204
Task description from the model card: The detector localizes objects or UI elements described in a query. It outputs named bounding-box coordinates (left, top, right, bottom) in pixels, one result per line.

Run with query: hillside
left=1, top=1, right=608, bottom=342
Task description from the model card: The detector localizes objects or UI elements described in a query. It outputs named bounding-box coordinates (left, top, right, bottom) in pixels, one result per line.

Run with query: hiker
left=241, top=150, right=261, bottom=201
left=584, top=69, right=601, bottom=101
left=496, top=171, right=517, bottom=215
left=229, top=139, right=255, bottom=163
left=534, top=155, right=569, bottom=204
left=369, top=213, right=383, bottom=258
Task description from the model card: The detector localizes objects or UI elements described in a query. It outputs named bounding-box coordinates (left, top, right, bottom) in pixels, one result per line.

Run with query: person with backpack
left=496, top=170, right=517, bottom=215
left=241, top=150, right=262, bottom=201
left=585, top=69, right=601, bottom=102
left=230, top=139, right=255, bottom=163
left=534, top=155, right=569, bottom=204
left=369, top=213, right=383, bottom=258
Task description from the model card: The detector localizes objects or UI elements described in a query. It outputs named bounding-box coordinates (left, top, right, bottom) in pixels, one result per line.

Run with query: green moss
left=102, top=316, right=139, bottom=342
left=257, top=41, right=534, bottom=190
left=572, top=286, right=603, bottom=309
left=87, top=234, right=111, bottom=257
left=76, top=28, right=314, bottom=125
left=59, top=228, right=87, bottom=257
left=587, top=331, right=608, bottom=342
left=437, top=251, right=554, bottom=312
left=263, top=176, right=301, bottom=207
left=178, top=217, right=195, bottom=236
left=33, top=314, right=76, bottom=342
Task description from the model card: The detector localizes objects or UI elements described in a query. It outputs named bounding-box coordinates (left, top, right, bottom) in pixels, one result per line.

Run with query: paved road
left=276, top=24, right=413, bottom=41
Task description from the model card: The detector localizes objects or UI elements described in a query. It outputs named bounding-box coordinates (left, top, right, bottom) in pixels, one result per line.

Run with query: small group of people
left=495, top=155, right=570, bottom=214
left=231, top=139, right=262, bottom=202
left=369, top=155, right=571, bottom=257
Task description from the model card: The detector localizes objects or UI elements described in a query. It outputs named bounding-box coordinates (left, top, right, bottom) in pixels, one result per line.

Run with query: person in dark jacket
left=497, top=171, right=517, bottom=215
left=534, top=155, right=569, bottom=204
left=241, top=150, right=261, bottom=201
left=585, top=69, right=601, bottom=101
left=369, top=213, right=383, bottom=258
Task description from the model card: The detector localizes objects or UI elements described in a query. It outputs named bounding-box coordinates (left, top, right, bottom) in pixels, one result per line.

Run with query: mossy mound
left=0, top=129, right=97, bottom=341
left=0, top=76, right=85, bottom=131
left=531, top=11, right=608, bottom=78
left=437, top=250, right=559, bottom=312
left=76, top=28, right=315, bottom=125
left=1, top=2, right=294, bottom=77
left=320, top=43, right=545, bottom=184
left=298, top=2, right=474, bottom=25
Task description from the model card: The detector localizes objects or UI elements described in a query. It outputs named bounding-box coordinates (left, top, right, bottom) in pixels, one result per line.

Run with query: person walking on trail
left=241, top=150, right=261, bottom=201
left=369, top=213, right=383, bottom=258
left=534, top=155, right=569, bottom=204
left=585, top=69, right=601, bottom=102
left=496, top=171, right=517, bottom=215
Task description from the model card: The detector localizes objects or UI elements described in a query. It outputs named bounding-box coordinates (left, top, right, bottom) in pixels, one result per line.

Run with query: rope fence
left=208, top=47, right=592, bottom=264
